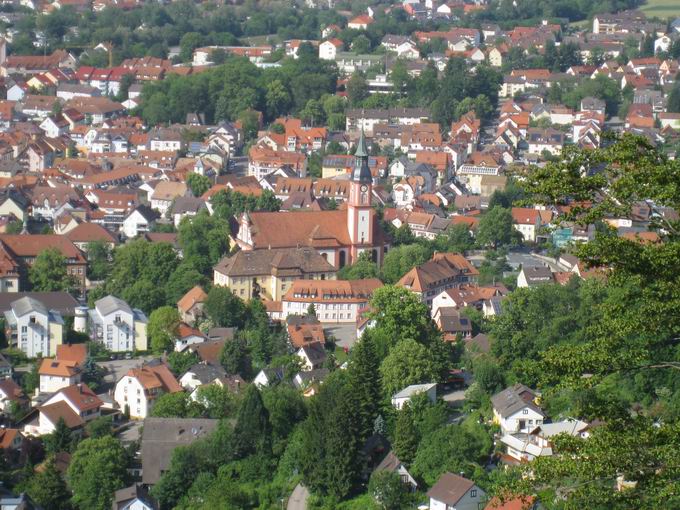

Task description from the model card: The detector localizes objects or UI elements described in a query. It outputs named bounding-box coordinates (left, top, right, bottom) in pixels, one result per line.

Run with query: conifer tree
left=393, top=404, right=418, bottom=465
left=231, top=385, right=271, bottom=459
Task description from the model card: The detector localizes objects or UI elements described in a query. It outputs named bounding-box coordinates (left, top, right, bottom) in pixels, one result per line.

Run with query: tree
left=151, top=392, right=203, bottom=418
left=347, top=73, right=369, bottom=106
left=368, top=470, right=408, bottom=510
left=29, top=248, right=76, bottom=292
left=393, top=404, right=418, bottom=465
left=148, top=306, right=180, bottom=353
left=476, top=206, right=519, bottom=248
left=86, top=241, right=111, bottom=281
left=205, top=286, right=247, bottom=328
left=347, top=334, right=381, bottom=441
left=25, top=458, right=71, bottom=510
left=351, top=34, right=371, bottom=54
left=411, top=422, right=492, bottom=486
left=43, top=418, right=74, bottom=456
left=338, top=251, right=379, bottom=280
left=177, top=212, right=231, bottom=274
left=166, top=350, right=200, bottom=376
left=231, top=385, right=271, bottom=459
left=380, top=339, right=443, bottom=397
left=195, top=384, right=237, bottom=419
left=68, top=436, right=129, bottom=510
left=380, top=243, right=432, bottom=283
left=667, top=81, right=680, bottom=113
left=220, top=334, right=252, bottom=379
left=266, top=79, right=291, bottom=119
left=186, top=173, right=212, bottom=197
left=433, top=223, right=474, bottom=254
left=85, top=415, right=113, bottom=438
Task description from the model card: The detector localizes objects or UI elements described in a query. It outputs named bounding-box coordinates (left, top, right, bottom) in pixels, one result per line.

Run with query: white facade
left=282, top=298, right=366, bottom=323
left=3, top=299, right=64, bottom=358
left=429, top=484, right=485, bottom=510
left=319, top=40, right=340, bottom=60
left=114, top=375, right=152, bottom=419
left=494, top=406, right=545, bottom=435
left=122, top=209, right=154, bottom=238
left=39, top=371, right=81, bottom=394
left=88, top=296, right=148, bottom=352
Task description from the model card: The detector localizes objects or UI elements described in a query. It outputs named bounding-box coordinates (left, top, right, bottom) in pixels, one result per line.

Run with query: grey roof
left=299, top=343, right=327, bottom=365
left=95, top=295, right=132, bottom=317
left=293, top=367, right=330, bottom=388
left=183, top=362, right=228, bottom=385
left=207, top=327, right=235, bottom=341
left=466, top=333, right=490, bottom=354
left=0, top=292, right=78, bottom=317
left=392, top=383, right=436, bottom=400
left=427, top=472, right=476, bottom=506
left=214, top=247, right=335, bottom=278
left=11, top=297, right=48, bottom=317
left=491, top=383, right=545, bottom=418
left=521, top=266, right=554, bottom=285
left=171, top=196, right=207, bottom=215
left=112, top=484, right=156, bottom=510
left=141, top=417, right=219, bottom=484
left=128, top=204, right=160, bottom=223
left=351, top=129, right=373, bottom=184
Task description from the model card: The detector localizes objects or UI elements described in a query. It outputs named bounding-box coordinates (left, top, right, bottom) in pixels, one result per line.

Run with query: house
left=373, top=451, right=418, bottom=491
left=253, top=367, right=285, bottom=388
left=319, top=38, right=343, bottom=60
left=492, top=384, right=545, bottom=435
left=122, top=205, right=160, bottom=239
left=281, top=279, right=382, bottom=323
left=347, top=14, right=374, bottom=30
left=0, top=353, right=12, bottom=379
left=391, top=383, right=436, bottom=410
left=26, top=383, right=103, bottom=436
left=65, top=222, right=118, bottom=252
left=114, top=360, right=183, bottom=419
left=112, top=484, right=157, bottom=510
left=3, top=297, right=64, bottom=358
left=177, top=286, right=207, bottom=324
left=187, top=339, right=228, bottom=365
left=428, top=472, right=486, bottom=510
left=170, top=196, right=207, bottom=227
left=517, top=266, right=554, bottom=288
left=397, top=253, right=479, bottom=306
left=0, top=379, right=25, bottom=412
left=213, top=247, right=337, bottom=302
left=150, top=181, right=188, bottom=216
left=140, top=417, right=218, bottom=485
left=296, top=342, right=327, bottom=371
left=179, top=362, right=244, bottom=400
left=501, top=418, right=589, bottom=463
left=511, top=207, right=543, bottom=243
left=287, top=315, right=325, bottom=348
left=0, top=428, right=24, bottom=454
left=434, top=308, right=473, bottom=341
left=87, top=295, right=148, bottom=352
left=38, top=357, right=82, bottom=394
left=174, top=323, right=207, bottom=352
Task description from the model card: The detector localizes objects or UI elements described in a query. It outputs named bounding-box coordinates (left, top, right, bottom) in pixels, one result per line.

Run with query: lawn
left=640, top=0, right=680, bottom=19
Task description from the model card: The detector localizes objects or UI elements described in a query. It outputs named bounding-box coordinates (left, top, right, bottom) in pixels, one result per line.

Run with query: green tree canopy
left=148, top=306, right=180, bottom=353
left=29, top=248, right=76, bottom=292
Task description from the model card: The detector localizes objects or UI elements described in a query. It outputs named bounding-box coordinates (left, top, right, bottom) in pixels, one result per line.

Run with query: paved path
left=287, top=483, right=309, bottom=510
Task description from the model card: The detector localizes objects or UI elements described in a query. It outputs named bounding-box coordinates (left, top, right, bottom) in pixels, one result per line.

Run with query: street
left=287, top=483, right=309, bottom=510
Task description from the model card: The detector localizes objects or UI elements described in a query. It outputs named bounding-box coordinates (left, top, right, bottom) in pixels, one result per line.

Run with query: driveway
left=323, top=324, right=357, bottom=350
left=97, top=357, right=152, bottom=391
left=287, top=483, right=309, bottom=510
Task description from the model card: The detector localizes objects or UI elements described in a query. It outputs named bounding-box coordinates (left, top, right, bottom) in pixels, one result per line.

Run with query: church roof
left=351, top=130, right=373, bottom=184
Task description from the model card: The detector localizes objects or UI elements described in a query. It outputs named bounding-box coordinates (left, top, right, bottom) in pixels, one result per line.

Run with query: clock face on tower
left=360, top=185, right=368, bottom=192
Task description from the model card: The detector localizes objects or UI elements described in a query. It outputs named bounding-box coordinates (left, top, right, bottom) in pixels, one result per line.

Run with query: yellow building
left=213, top=247, right=337, bottom=301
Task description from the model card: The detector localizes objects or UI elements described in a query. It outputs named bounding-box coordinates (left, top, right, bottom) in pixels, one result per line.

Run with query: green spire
left=355, top=128, right=368, bottom=158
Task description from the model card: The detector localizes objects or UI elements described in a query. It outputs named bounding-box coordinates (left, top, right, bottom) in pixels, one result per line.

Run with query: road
left=287, top=483, right=309, bottom=510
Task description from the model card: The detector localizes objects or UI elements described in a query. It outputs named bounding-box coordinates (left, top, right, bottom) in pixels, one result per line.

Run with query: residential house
left=38, top=357, right=82, bottom=394
left=112, top=484, right=157, bottom=510
left=517, top=266, right=555, bottom=288
left=174, top=323, right=207, bottom=352
left=511, top=207, right=543, bottom=243
left=3, top=297, right=64, bottom=358
left=492, top=384, right=545, bottom=435
left=114, top=360, right=183, bottom=419
left=428, top=472, right=486, bottom=510
left=26, top=383, right=102, bottom=436
left=501, top=418, right=589, bottom=463
left=140, top=417, right=218, bottom=484
left=150, top=181, right=188, bottom=216
left=170, top=196, right=207, bottom=227
left=87, top=295, right=149, bottom=352
left=177, top=286, right=207, bottom=324
left=296, top=342, right=327, bottom=371
left=0, top=379, right=24, bottom=412
left=287, top=315, right=325, bottom=349
left=179, top=362, right=244, bottom=400
left=373, top=451, right=418, bottom=492
left=391, top=383, right=436, bottom=410
left=122, top=205, right=160, bottom=239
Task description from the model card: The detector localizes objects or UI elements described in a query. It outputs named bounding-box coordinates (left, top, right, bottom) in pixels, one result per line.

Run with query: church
left=235, top=132, right=391, bottom=268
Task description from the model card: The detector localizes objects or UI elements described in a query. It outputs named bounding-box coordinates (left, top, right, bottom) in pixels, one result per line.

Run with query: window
left=471, top=490, right=477, bottom=498
left=522, top=409, right=529, bottom=415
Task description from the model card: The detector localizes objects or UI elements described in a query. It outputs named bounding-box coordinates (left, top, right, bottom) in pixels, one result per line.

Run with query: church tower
left=347, top=130, right=373, bottom=258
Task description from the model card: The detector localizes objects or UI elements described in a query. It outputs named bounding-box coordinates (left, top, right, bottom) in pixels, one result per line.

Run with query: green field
left=640, top=0, right=680, bottom=19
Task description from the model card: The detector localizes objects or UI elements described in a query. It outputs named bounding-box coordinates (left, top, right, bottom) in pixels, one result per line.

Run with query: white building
left=427, top=472, right=486, bottom=510
left=3, top=297, right=64, bottom=358
left=87, top=296, right=149, bottom=352
left=38, top=358, right=82, bottom=394
left=121, top=205, right=159, bottom=239
left=491, top=384, right=546, bottom=435
left=391, top=383, right=436, bottom=410
left=113, top=360, right=182, bottom=419
left=319, top=39, right=343, bottom=60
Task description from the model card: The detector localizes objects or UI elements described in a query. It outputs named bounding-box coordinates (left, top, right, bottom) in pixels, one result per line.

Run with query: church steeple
left=351, top=129, right=372, bottom=184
